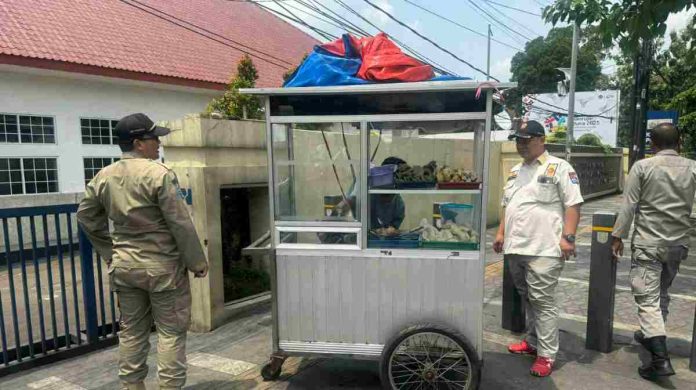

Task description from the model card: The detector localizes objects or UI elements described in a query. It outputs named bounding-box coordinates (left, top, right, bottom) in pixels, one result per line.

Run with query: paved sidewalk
left=2, top=194, right=696, bottom=389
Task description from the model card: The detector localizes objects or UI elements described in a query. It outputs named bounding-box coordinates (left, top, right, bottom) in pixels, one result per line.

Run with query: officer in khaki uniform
left=493, top=120, right=583, bottom=377
left=77, top=113, right=208, bottom=390
left=611, top=123, right=696, bottom=380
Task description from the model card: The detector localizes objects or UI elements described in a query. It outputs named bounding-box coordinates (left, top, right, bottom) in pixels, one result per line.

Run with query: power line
left=401, top=0, right=523, bottom=51
left=300, top=0, right=370, bottom=36
left=282, top=1, right=357, bottom=34
left=271, top=0, right=337, bottom=40
left=117, top=0, right=293, bottom=69
left=330, top=0, right=459, bottom=75
left=253, top=0, right=459, bottom=76
left=463, top=1, right=528, bottom=46
left=527, top=96, right=616, bottom=119
left=295, top=0, right=458, bottom=75
left=480, top=0, right=543, bottom=38
left=361, top=0, right=498, bottom=80
left=484, top=0, right=541, bottom=17
left=466, top=0, right=533, bottom=42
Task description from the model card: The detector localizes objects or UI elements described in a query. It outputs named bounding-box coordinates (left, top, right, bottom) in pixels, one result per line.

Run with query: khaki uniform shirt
left=502, top=151, right=584, bottom=257
left=77, top=153, right=207, bottom=271
left=612, top=150, right=696, bottom=247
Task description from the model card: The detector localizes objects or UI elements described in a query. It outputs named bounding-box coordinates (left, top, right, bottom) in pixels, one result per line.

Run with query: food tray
left=421, top=241, right=480, bottom=250
left=368, top=232, right=420, bottom=248
left=368, top=239, right=421, bottom=249
left=436, top=182, right=482, bottom=190
left=395, top=181, right=436, bottom=189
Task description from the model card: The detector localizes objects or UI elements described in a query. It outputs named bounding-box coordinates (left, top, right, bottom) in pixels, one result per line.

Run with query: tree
left=206, top=55, right=263, bottom=120
left=608, top=14, right=696, bottom=150
left=507, top=26, right=605, bottom=115
left=543, top=0, right=695, bottom=53
left=544, top=0, right=696, bottom=158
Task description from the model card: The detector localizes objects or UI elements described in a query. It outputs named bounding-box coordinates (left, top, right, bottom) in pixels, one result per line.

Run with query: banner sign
left=523, top=90, right=620, bottom=147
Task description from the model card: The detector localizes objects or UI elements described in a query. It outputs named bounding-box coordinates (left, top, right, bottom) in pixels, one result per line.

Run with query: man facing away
left=493, top=120, right=583, bottom=377
left=77, top=113, right=208, bottom=390
left=611, top=123, right=696, bottom=380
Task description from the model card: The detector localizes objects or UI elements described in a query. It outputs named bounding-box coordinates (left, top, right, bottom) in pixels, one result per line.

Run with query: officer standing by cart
left=611, top=123, right=696, bottom=380
left=493, top=120, right=583, bottom=377
left=77, top=113, right=208, bottom=390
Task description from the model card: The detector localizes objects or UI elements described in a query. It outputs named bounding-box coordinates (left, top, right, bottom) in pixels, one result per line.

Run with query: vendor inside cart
left=370, top=157, right=406, bottom=234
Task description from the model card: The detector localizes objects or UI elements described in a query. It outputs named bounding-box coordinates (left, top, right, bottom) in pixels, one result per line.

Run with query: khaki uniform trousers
left=630, top=245, right=687, bottom=338
left=110, top=264, right=192, bottom=390
left=507, top=255, right=564, bottom=360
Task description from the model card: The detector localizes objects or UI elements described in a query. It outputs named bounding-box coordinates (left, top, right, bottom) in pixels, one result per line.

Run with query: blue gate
left=0, top=204, right=118, bottom=377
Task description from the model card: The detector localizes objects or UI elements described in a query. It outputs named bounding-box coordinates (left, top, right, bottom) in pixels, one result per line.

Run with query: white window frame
left=0, top=112, right=57, bottom=144
left=0, top=156, right=60, bottom=196
left=80, top=117, right=119, bottom=145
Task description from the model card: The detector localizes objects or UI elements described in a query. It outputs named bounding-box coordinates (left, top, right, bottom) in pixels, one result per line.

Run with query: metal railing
left=0, top=204, right=118, bottom=377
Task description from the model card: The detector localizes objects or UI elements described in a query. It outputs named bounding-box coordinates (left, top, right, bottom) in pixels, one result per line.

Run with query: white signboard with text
left=524, top=90, right=620, bottom=147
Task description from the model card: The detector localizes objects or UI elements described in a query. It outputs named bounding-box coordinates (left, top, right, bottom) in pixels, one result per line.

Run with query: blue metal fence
left=0, top=204, right=118, bottom=377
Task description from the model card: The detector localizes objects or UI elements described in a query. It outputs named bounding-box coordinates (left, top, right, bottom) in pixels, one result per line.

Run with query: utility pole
left=566, top=23, right=579, bottom=162
left=486, top=24, right=491, bottom=80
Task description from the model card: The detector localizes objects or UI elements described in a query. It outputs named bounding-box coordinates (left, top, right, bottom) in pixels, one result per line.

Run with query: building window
left=0, top=157, right=58, bottom=195
left=84, top=157, right=119, bottom=185
left=81, top=118, right=119, bottom=145
left=0, top=158, right=24, bottom=195
left=0, top=114, right=55, bottom=143
left=0, top=114, right=19, bottom=143
left=23, top=158, right=58, bottom=194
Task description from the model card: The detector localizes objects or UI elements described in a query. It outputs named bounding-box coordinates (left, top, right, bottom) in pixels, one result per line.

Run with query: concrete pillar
left=161, top=115, right=267, bottom=332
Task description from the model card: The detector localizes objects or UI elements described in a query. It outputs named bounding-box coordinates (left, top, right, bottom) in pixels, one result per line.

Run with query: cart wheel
left=380, top=323, right=481, bottom=390
left=261, top=355, right=285, bottom=381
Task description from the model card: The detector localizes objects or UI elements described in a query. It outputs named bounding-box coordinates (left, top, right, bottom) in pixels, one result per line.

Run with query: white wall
left=0, top=67, right=217, bottom=195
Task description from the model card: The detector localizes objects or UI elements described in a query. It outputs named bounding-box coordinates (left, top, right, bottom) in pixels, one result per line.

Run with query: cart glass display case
left=242, top=81, right=516, bottom=389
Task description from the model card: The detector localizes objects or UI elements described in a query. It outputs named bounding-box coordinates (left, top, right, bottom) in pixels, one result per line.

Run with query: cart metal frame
left=243, top=81, right=516, bottom=388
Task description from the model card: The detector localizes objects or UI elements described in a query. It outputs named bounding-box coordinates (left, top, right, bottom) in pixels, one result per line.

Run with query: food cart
left=242, top=80, right=515, bottom=389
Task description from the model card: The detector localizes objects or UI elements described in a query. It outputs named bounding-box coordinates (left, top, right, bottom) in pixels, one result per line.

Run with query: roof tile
left=0, top=0, right=318, bottom=87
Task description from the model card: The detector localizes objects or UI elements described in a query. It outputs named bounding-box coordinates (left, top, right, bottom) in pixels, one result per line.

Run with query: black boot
left=638, top=336, right=675, bottom=379
left=634, top=330, right=650, bottom=350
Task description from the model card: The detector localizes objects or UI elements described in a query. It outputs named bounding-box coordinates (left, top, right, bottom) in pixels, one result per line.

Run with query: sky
left=261, top=0, right=695, bottom=82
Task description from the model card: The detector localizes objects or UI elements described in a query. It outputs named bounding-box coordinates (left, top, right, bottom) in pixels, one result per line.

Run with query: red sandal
left=530, top=356, right=554, bottom=377
left=507, top=339, right=537, bottom=355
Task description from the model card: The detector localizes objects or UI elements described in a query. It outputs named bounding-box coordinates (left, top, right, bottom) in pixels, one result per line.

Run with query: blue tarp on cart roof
left=283, top=33, right=471, bottom=87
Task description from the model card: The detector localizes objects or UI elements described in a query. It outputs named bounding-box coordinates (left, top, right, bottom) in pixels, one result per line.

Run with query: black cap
left=508, top=120, right=545, bottom=140
left=114, top=113, right=171, bottom=144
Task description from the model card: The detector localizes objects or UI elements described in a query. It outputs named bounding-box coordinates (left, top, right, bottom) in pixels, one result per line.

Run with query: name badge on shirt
left=537, top=175, right=558, bottom=184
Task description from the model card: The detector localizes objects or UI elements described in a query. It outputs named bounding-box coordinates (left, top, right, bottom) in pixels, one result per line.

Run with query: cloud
left=490, top=57, right=512, bottom=82
left=361, top=0, right=394, bottom=28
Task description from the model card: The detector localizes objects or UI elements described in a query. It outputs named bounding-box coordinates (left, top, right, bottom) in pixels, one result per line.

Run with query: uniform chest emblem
left=545, top=163, right=559, bottom=177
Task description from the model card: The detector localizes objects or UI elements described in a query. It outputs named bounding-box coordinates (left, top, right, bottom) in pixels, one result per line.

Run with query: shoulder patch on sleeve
left=507, top=169, right=519, bottom=181
left=569, top=171, right=579, bottom=184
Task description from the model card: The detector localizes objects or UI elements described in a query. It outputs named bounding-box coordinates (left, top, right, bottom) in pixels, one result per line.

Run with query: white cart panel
left=276, top=251, right=483, bottom=358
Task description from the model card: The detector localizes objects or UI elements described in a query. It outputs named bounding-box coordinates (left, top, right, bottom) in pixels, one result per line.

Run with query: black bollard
left=586, top=212, right=618, bottom=353
left=502, top=255, right=526, bottom=333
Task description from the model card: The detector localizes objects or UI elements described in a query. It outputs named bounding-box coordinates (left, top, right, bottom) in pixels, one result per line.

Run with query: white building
left=0, top=0, right=316, bottom=207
